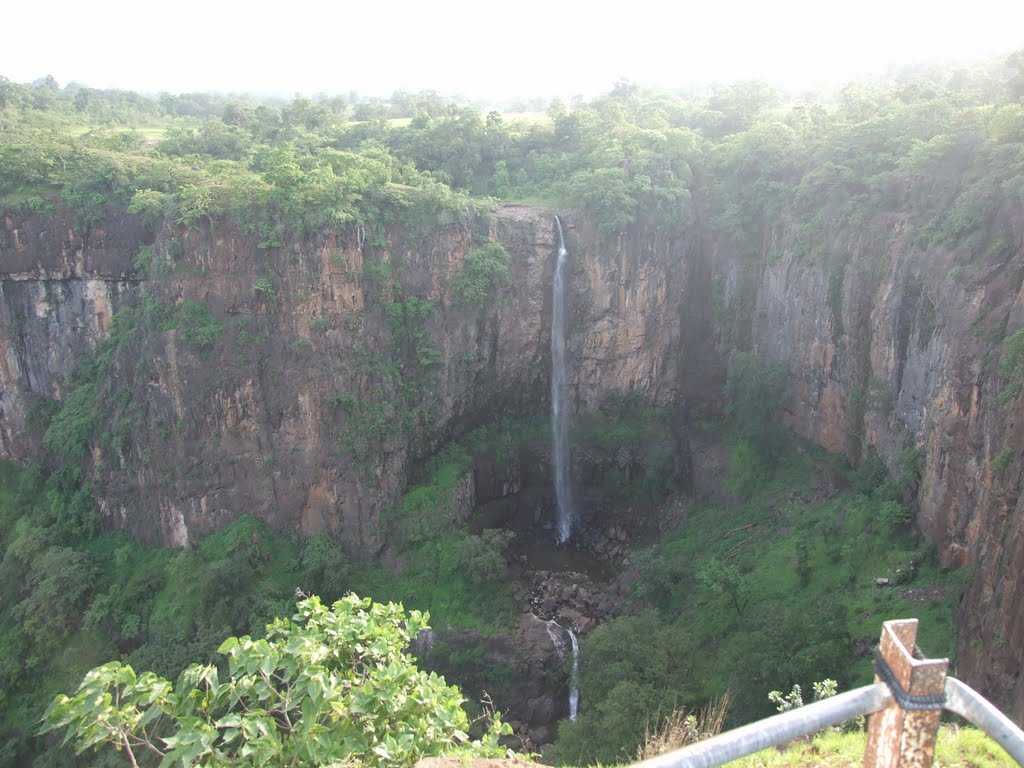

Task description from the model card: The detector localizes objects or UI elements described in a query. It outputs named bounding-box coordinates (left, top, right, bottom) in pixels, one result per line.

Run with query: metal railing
left=944, top=677, right=1024, bottom=765
left=631, top=619, right=1024, bottom=768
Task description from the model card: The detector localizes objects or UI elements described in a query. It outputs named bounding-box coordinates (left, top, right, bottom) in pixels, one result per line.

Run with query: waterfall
left=545, top=618, right=581, bottom=721
left=545, top=619, right=567, bottom=656
left=552, top=215, right=575, bottom=544
left=567, top=628, right=580, bottom=721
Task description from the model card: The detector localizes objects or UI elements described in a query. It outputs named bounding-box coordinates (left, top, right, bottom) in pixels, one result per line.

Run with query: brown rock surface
left=709, top=210, right=1024, bottom=722
left=2, top=199, right=1022, bottom=721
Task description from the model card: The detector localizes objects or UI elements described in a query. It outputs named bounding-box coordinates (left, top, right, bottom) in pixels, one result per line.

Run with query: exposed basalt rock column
left=0, top=278, right=136, bottom=454
left=569, top=216, right=694, bottom=410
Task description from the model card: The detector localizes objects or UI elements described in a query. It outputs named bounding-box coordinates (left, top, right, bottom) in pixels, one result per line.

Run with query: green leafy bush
left=696, top=557, right=751, bottom=617
left=43, top=595, right=511, bottom=767
left=15, top=547, right=96, bottom=663
left=877, top=499, right=912, bottom=532
left=726, top=438, right=768, bottom=499
left=451, top=241, right=510, bottom=306
left=175, top=299, right=223, bottom=350
left=335, top=394, right=397, bottom=468
left=386, top=297, right=440, bottom=371
left=127, top=188, right=170, bottom=224
left=992, top=447, right=1014, bottom=474
left=456, top=530, right=513, bottom=582
left=253, top=276, right=275, bottom=299
left=362, top=256, right=392, bottom=285
left=43, top=382, right=98, bottom=462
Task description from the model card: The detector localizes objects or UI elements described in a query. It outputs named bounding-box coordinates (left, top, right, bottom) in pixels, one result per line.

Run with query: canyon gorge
left=2, top=187, right=1022, bottom=731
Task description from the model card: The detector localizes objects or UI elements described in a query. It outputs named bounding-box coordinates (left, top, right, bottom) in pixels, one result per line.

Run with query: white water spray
left=545, top=619, right=567, bottom=655
left=545, top=618, right=581, bottom=722
left=552, top=216, right=575, bottom=544
left=567, top=628, right=580, bottom=721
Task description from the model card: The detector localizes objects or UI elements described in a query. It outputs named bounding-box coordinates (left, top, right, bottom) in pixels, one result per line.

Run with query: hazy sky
left=4, top=0, right=1023, bottom=99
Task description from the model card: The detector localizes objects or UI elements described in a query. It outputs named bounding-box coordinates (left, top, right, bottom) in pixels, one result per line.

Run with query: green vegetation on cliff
left=452, top=241, right=511, bottom=306
left=41, top=595, right=509, bottom=768
left=548, top=424, right=963, bottom=765
left=41, top=296, right=222, bottom=464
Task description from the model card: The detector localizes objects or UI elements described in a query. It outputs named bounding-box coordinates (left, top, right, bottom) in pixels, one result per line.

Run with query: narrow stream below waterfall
left=567, top=627, right=580, bottom=720
left=544, top=619, right=582, bottom=722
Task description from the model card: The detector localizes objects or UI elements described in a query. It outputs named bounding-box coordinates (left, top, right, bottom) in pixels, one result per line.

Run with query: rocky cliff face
left=0, top=204, right=688, bottom=551
left=709, top=211, right=1024, bottom=721
left=0, top=210, right=143, bottom=457
left=1, top=200, right=1022, bottom=721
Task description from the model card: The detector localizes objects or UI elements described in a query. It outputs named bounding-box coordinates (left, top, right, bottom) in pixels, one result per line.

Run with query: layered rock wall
left=711, top=212, right=1024, bottom=720
left=0, top=205, right=688, bottom=552
left=1, top=199, right=1022, bottom=719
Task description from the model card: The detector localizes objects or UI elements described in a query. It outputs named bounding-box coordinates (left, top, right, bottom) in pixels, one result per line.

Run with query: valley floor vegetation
left=545, top=427, right=962, bottom=765
left=0, top=397, right=967, bottom=767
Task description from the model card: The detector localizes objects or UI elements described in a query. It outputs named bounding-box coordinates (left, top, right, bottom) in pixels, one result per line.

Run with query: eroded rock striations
left=707, top=210, right=1024, bottom=722
left=1, top=200, right=1022, bottom=721
left=0, top=204, right=689, bottom=549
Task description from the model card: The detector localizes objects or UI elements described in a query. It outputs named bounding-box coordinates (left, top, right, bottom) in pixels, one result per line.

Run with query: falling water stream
left=567, top=628, right=580, bottom=721
left=539, top=217, right=582, bottom=722
left=552, top=216, right=575, bottom=544
left=545, top=618, right=581, bottom=721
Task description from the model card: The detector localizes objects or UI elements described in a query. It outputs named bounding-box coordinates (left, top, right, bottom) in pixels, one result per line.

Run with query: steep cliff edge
left=0, top=205, right=690, bottom=551
left=1, top=199, right=1022, bottom=721
left=711, top=211, right=1024, bottom=721
left=0, top=209, right=144, bottom=456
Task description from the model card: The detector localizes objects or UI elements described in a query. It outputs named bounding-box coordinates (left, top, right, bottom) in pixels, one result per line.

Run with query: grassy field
left=729, top=727, right=1015, bottom=768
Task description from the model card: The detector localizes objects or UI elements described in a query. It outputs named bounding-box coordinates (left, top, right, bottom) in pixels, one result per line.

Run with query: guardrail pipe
left=944, top=677, right=1024, bottom=766
left=627, top=618, right=1024, bottom=768
left=633, top=684, right=892, bottom=768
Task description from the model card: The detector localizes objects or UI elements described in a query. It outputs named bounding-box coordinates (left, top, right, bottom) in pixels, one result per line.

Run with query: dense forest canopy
left=3, top=50, right=1024, bottom=245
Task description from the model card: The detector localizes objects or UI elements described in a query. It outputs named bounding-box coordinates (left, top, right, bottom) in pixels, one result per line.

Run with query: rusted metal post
left=863, top=619, right=948, bottom=768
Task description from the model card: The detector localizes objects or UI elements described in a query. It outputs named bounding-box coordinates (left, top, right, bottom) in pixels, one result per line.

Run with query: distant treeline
left=4, top=51, right=1024, bottom=251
